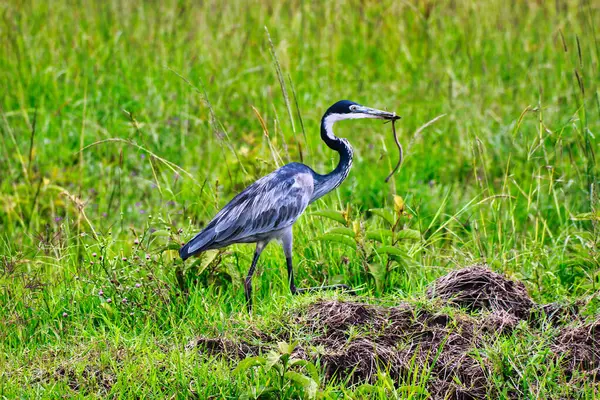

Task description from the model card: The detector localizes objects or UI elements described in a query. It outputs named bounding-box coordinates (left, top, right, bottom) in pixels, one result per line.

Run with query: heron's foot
left=291, top=284, right=357, bottom=296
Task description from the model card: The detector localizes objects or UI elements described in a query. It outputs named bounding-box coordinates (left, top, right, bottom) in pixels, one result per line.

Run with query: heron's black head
left=324, top=100, right=400, bottom=121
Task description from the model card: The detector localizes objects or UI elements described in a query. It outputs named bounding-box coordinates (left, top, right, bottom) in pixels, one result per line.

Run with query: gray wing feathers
left=180, top=168, right=314, bottom=260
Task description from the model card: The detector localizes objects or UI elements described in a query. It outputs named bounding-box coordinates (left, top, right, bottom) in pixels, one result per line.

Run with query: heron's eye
left=349, top=105, right=358, bottom=112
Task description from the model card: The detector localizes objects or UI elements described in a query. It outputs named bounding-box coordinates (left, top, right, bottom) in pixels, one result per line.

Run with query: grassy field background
left=1, top=0, right=599, bottom=398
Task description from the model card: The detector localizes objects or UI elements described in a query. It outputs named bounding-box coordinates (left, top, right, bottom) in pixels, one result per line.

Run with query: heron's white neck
left=311, top=113, right=369, bottom=202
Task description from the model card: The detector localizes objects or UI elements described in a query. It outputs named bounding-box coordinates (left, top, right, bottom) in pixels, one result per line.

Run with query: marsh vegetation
left=1, top=0, right=599, bottom=398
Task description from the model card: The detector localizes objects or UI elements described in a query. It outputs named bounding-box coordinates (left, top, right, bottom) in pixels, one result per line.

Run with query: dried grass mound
left=552, top=319, right=600, bottom=379
left=479, top=310, right=521, bottom=334
left=298, top=300, right=490, bottom=399
left=300, top=300, right=416, bottom=337
left=427, top=265, right=535, bottom=319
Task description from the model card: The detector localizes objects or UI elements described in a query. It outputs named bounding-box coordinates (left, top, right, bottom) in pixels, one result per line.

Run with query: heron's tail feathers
left=179, top=229, right=214, bottom=261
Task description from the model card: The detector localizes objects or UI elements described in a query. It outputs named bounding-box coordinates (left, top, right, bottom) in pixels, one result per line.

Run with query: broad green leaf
left=310, top=210, right=347, bottom=224
left=284, top=371, right=318, bottom=399
left=396, top=229, right=421, bottom=241
left=199, top=250, right=220, bottom=269
left=369, top=208, right=394, bottom=226
left=277, top=341, right=297, bottom=355
left=366, top=229, right=393, bottom=242
left=289, top=359, right=320, bottom=383
left=376, top=245, right=407, bottom=259
left=188, top=249, right=220, bottom=276
left=326, top=227, right=355, bottom=237
left=265, top=350, right=281, bottom=371
left=315, top=234, right=356, bottom=249
left=233, top=356, right=266, bottom=374
left=367, top=263, right=386, bottom=292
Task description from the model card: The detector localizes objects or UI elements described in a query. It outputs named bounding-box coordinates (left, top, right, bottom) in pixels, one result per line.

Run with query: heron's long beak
left=353, top=105, right=400, bottom=121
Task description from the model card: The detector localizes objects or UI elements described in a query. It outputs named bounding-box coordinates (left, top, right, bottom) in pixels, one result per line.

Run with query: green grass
left=1, top=0, right=599, bottom=398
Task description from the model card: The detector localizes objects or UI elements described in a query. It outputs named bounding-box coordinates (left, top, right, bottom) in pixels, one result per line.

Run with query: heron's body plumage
left=180, top=163, right=315, bottom=259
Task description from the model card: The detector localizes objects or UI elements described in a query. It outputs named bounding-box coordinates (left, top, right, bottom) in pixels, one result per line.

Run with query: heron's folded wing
left=184, top=169, right=313, bottom=255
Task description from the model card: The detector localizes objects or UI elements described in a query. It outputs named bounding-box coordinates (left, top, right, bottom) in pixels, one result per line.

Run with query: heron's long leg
left=244, top=242, right=266, bottom=312
left=281, top=229, right=297, bottom=294
left=281, top=228, right=352, bottom=296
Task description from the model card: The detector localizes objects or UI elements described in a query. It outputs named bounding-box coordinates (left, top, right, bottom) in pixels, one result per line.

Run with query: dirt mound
left=297, top=300, right=490, bottom=399
left=552, top=319, right=600, bottom=379
left=427, top=265, right=535, bottom=319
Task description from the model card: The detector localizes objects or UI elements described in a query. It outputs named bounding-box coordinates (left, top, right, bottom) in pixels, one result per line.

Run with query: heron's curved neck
left=311, top=115, right=354, bottom=202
